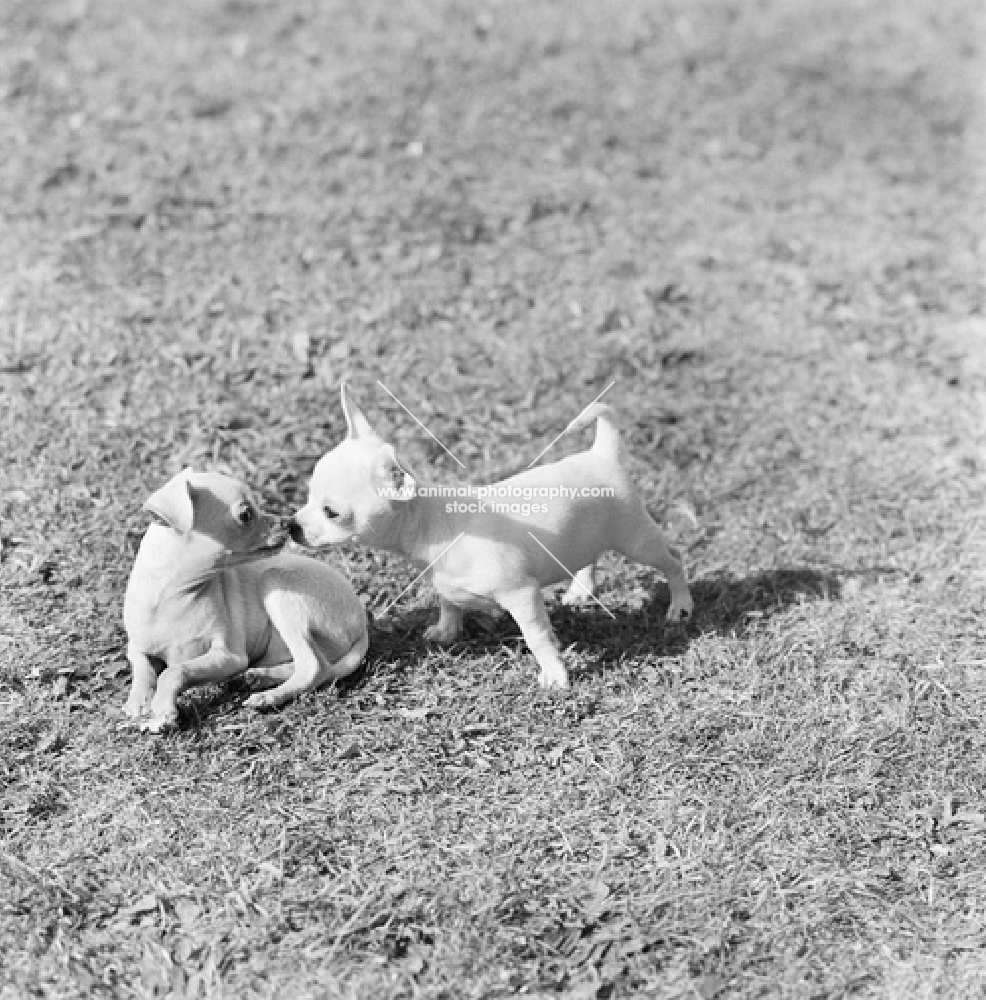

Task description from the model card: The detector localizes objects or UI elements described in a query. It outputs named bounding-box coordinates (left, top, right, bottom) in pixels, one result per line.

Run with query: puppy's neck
left=163, top=533, right=271, bottom=590
left=366, top=492, right=451, bottom=566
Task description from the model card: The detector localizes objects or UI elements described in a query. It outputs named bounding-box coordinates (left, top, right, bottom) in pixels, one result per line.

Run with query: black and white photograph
left=1, top=0, right=984, bottom=996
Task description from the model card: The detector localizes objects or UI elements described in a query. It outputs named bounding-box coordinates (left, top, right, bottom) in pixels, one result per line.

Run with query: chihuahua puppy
left=123, top=469, right=368, bottom=732
left=288, top=386, right=692, bottom=690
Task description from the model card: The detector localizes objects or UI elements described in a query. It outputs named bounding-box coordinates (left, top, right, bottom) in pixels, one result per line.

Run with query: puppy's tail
left=568, top=403, right=624, bottom=459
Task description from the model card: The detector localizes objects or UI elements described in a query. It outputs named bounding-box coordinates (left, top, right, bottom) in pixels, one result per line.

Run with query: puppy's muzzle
left=255, top=514, right=292, bottom=553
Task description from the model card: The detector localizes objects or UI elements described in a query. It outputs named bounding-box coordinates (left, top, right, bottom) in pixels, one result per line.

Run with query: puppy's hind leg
left=243, top=635, right=322, bottom=712
left=244, top=592, right=368, bottom=711
left=241, top=624, right=296, bottom=691
left=616, top=503, right=693, bottom=622
left=244, top=633, right=368, bottom=710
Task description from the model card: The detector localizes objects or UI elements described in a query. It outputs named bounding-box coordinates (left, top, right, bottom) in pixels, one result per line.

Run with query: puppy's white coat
left=123, top=469, right=368, bottom=732
left=290, top=387, right=692, bottom=689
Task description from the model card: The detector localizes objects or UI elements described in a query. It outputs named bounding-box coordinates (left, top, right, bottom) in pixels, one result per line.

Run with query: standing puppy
left=124, top=469, right=368, bottom=732
left=289, top=386, right=692, bottom=689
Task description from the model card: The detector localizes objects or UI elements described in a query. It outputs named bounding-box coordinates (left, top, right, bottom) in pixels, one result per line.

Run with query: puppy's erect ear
left=382, top=447, right=416, bottom=502
left=340, top=381, right=378, bottom=441
left=143, top=468, right=196, bottom=533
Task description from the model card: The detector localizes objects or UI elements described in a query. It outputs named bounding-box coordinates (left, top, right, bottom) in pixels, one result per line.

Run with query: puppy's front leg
left=424, top=598, right=464, bottom=645
left=145, top=645, right=249, bottom=733
left=497, top=585, right=569, bottom=689
left=123, top=646, right=158, bottom=719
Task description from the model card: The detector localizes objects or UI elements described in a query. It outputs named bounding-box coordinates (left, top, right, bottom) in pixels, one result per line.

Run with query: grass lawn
left=1, top=0, right=984, bottom=996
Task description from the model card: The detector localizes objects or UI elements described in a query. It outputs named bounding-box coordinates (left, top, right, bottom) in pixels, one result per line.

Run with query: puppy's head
left=290, top=384, right=416, bottom=549
left=144, top=469, right=272, bottom=554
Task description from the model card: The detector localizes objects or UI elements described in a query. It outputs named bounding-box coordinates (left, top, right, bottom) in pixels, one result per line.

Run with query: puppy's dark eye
left=323, top=505, right=339, bottom=520
left=237, top=507, right=255, bottom=525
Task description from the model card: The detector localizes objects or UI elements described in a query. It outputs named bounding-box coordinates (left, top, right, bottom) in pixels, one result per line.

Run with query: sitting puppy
left=288, top=386, right=692, bottom=690
left=123, top=468, right=368, bottom=732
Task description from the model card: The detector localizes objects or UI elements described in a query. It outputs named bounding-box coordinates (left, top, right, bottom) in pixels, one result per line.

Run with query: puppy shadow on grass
left=367, top=566, right=842, bottom=677
left=678, top=567, right=841, bottom=639
left=561, top=567, right=841, bottom=672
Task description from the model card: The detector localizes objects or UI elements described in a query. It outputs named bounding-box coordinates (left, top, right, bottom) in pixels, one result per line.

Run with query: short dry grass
left=2, top=1, right=985, bottom=997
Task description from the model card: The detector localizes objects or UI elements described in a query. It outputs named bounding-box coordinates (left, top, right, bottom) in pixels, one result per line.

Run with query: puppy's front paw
left=423, top=623, right=461, bottom=646
left=140, top=711, right=177, bottom=735
left=666, top=591, right=693, bottom=623
left=538, top=666, right=570, bottom=690
left=122, top=697, right=149, bottom=720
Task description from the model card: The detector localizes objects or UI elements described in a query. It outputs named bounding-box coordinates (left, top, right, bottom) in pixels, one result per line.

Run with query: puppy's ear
left=340, top=381, right=378, bottom=441
left=143, top=469, right=196, bottom=533
left=382, top=447, right=416, bottom=502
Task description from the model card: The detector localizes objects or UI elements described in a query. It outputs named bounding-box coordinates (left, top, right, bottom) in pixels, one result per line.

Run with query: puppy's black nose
left=287, top=519, right=303, bottom=543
